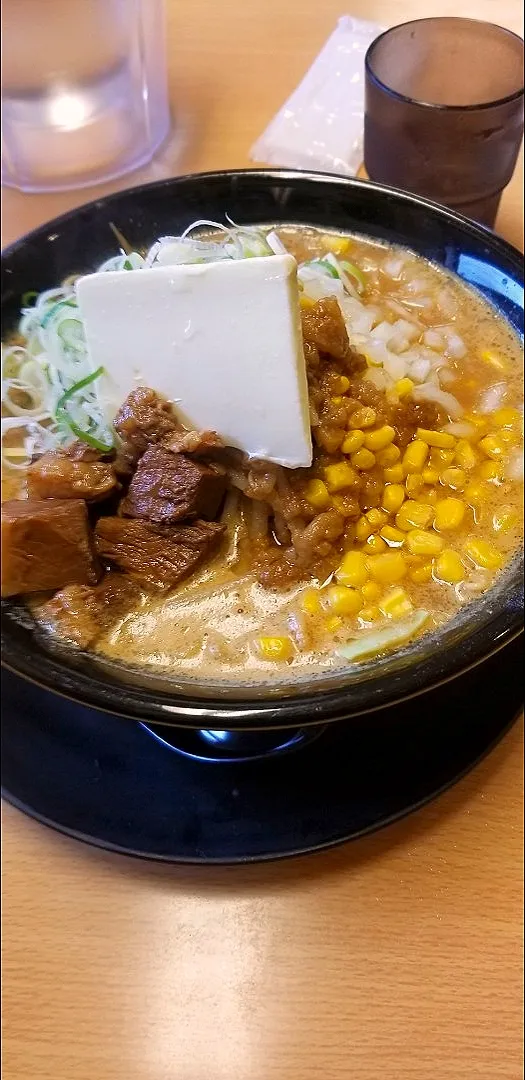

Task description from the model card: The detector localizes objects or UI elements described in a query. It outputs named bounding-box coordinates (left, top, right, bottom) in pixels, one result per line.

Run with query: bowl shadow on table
left=60, top=713, right=522, bottom=894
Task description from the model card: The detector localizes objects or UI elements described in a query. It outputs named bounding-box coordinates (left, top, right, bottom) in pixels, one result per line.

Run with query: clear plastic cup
left=364, top=18, right=524, bottom=227
left=1, top=0, right=170, bottom=193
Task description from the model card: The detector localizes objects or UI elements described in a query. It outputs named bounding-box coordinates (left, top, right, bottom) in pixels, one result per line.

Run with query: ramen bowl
left=1, top=170, right=523, bottom=735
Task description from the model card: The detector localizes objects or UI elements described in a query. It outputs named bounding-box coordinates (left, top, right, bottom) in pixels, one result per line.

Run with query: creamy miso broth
left=1, top=224, right=523, bottom=683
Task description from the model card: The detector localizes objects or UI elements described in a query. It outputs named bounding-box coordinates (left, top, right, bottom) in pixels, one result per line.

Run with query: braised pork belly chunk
left=1, top=498, right=99, bottom=596
left=120, top=446, right=227, bottom=524
left=28, top=448, right=118, bottom=502
left=33, top=574, right=141, bottom=649
left=162, top=429, right=224, bottom=456
left=114, top=385, right=178, bottom=453
left=94, top=516, right=225, bottom=592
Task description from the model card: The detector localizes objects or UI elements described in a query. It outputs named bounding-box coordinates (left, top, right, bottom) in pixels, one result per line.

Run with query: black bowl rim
left=5, top=164, right=525, bottom=260
left=1, top=167, right=524, bottom=729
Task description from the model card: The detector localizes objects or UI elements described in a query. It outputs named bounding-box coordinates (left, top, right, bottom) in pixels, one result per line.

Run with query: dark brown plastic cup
left=364, top=18, right=524, bottom=227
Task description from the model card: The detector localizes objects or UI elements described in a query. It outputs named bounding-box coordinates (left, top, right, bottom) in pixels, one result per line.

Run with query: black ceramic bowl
left=1, top=169, right=523, bottom=731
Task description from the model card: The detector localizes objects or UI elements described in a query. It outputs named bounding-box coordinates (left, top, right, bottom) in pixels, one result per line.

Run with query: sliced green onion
left=21, top=291, right=38, bottom=307
left=314, top=258, right=340, bottom=279
left=55, top=367, right=114, bottom=452
left=341, top=260, right=366, bottom=294
left=322, top=253, right=358, bottom=297
left=181, top=219, right=232, bottom=240
left=41, top=298, right=77, bottom=328
left=123, top=259, right=133, bottom=271
left=57, top=318, right=85, bottom=348
left=233, top=228, right=273, bottom=259
left=336, top=610, right=430, bottom=662
left=58, top=416, right=113, bottom=453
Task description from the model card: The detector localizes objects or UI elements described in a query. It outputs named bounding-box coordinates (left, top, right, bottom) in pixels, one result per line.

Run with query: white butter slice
left=75, top=255, right=312, bottom=468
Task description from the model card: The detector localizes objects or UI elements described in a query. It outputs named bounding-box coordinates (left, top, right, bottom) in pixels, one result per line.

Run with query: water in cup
left=1, top=0, right=170, bottom=192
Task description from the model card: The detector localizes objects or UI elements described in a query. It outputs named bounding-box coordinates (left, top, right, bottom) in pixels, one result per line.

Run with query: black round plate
left=2, top=637, right=522, bottom=863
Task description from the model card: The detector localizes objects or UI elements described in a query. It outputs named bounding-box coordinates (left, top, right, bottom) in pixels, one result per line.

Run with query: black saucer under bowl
left=1, top=169, right=523, bottom=860
left=2, top=637, right=522, bottom=863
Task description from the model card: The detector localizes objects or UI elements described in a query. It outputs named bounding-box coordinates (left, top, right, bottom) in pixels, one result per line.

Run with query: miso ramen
left=1, top=224, right=523, bottom=683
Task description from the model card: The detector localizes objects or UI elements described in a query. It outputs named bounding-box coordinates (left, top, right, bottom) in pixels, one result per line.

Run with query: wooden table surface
left=2, top=1, right=523, bottom=1078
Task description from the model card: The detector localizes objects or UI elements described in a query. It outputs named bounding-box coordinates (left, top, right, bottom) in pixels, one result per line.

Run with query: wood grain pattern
left=2, top=1, right=523, bottom=1078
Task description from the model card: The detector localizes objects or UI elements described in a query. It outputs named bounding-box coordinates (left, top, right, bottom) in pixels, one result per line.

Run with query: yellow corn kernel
left=384, top=464, right=405, bottom=483
left=331, top=395, right=344, bottom=405
left=434, top=497, right=466, bottom=531
left=418, top=488, right=438, bottom=504
left=465, top=480, right=490, bottom=508
left=351, top=448, right=376, bottom=471
left=405, top=473, right=424, bottom=497
left=464, top=411, right=488, bottom=429
left=395, top=500, right=433, bottom=531
left=377, top=443, right=401, bottom=466
left=341, top=430, right=365, bottom=454
left=493, top=507, right=519, bottom=533
left=362, top=533, right=388, bottom=554
left=322, top=234, right=351, bottom=256
left=434, top=549, right=465, bottom=584
left=410, top=561, right=434, bottom=584
left=382, top=483, right=405, bottom=514
left=403, top=439, right=429, bottom=472
left=258, top=636, right=295, bottom=662
left=359, top=605, right=382, bottom=623
left=336, top=551, right=369, bottom=588
left=417, top=428, right=456, bottom=449
left=500, top=429, right=518, bottom=446
left=479, top=434, right=506, bottom=459
left=364, top=425, right=396, bottom=452
left=429, top=447, right=455, bottom=470
left=366, top=508, right=388, bottom=529
left=355, top=515, right=374, bottom=542
left=463, top=419, right=489, bottom=445
left=305, top=478, right=332, bottom=509
left=324, top=462, right=358, bottom=492
left=478, top=459, right=504, bottom=482
left=407, top=529, right=444, bottom=556
left=439, top=466, right=466, bottom=491
left=349, top=406, right=377, bottom=429
left=481, top=349, right=506, bottom=372
left=463, top=538, right=503, bottom=571
left=368, top=550, right=407, bottom=584
left=323, top=584, right=363, bottom=616
left=493, top=406, right=521, bottom=429
left=380, top=524, right=406, bottom=548
left=338, top=375, right=351, bottom=394
left=455, top=439, right=479, bottom=471
left=361, top=581, right=381, bottom=602
left=301, top=588, right=323, bottom=616
left=395, top=377, right=414, bottom=398
left=379, top=586, right=414, bottom=619
left=422, top=468, right=439, bottom=485
left=325, top=615, right=344, bottom=634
